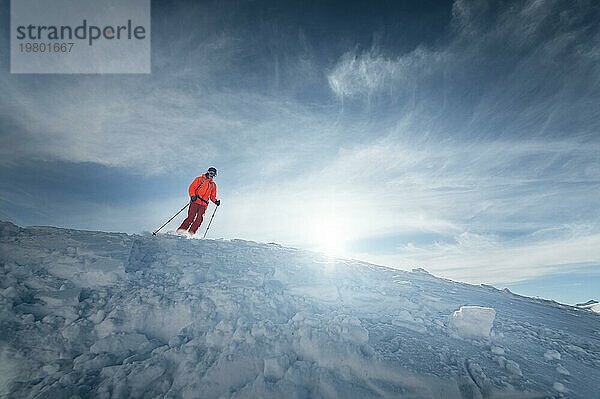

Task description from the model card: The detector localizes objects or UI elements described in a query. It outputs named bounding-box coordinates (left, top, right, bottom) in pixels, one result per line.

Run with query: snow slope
left=1, top=221, right=599, bottom=398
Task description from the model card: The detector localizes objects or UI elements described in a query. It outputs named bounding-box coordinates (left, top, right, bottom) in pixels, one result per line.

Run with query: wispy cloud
left=327, top=0, right=600, bottom=140
left=359, top=232, right=600, bottom=284
left=0, top=77, right=340, bottom=174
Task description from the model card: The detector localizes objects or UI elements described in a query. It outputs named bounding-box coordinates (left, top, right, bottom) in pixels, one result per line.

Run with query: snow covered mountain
left=1, top=222, right=599, bottom=398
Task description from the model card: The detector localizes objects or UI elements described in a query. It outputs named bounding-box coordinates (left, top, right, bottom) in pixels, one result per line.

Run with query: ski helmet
left=207, top=167, right=217, bottom=176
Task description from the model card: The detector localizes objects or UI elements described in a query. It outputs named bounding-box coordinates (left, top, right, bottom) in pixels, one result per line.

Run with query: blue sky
left=1, top=0, right=599, bottom=304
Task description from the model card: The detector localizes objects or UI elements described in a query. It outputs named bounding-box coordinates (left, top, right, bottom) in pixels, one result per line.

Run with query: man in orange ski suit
left=177, top=167, right=220, bottom=235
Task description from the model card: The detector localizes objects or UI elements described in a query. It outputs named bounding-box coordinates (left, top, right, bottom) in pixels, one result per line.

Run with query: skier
left=177, top=167, right=221, bottom=235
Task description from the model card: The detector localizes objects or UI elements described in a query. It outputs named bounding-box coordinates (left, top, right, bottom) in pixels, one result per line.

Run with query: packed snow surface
left=1, top=222, right=600, bottom=398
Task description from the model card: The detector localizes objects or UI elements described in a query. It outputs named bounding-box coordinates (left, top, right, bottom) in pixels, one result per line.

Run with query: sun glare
left=311, top=219, right=350, bottom=256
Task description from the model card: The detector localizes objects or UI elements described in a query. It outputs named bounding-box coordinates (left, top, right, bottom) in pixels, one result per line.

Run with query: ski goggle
left=206, top=170, right=217, bottom=177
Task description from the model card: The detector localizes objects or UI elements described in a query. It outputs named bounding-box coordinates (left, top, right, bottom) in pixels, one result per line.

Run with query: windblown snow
left=1, top=222, right=599, bottom=398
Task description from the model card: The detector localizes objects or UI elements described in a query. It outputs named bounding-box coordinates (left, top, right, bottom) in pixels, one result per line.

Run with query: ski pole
left=202, top=206, right=218, bottom=239
left=152, top=202, right=189, bottom=235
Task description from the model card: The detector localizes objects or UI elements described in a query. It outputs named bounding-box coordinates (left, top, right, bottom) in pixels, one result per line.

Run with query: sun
left=311, top=219, right=349, bottom=256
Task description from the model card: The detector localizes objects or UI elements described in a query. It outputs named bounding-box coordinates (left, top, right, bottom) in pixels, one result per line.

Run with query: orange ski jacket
left=188, top=174, right=218, bottom=206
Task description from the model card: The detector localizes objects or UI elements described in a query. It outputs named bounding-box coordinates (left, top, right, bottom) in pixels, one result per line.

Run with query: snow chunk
left=334, top=316, right=369, bottom=344
left=263, top=356, right=287, bottom=382
left=556, top=364, right=570, bottom=376
left=544, top=349, right=561, bottom=361
left=0, top=345, right=23, bottom=396
left=505, top=359, right=522, bottom=376
left=566, top=344, right=586, bottom=354
left=450, top=306, right=496, bottom=338
left=553, top=382, right=568, bottom=393
left=2, top=286, right=19, bottom=299
left=90, top=333, right=150, bottom=357
left=206, top=320, right=234, bottom=348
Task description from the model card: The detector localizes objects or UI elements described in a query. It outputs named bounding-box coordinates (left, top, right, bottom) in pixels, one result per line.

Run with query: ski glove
left=190, top=195, right=199, bottom=202
left=215, top=200, right=221, bottom=206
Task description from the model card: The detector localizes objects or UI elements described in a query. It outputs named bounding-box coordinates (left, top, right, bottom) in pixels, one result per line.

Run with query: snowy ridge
left=576, top=300, right=600, bottom=314
left=1, top=222, right=599, bottom=398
